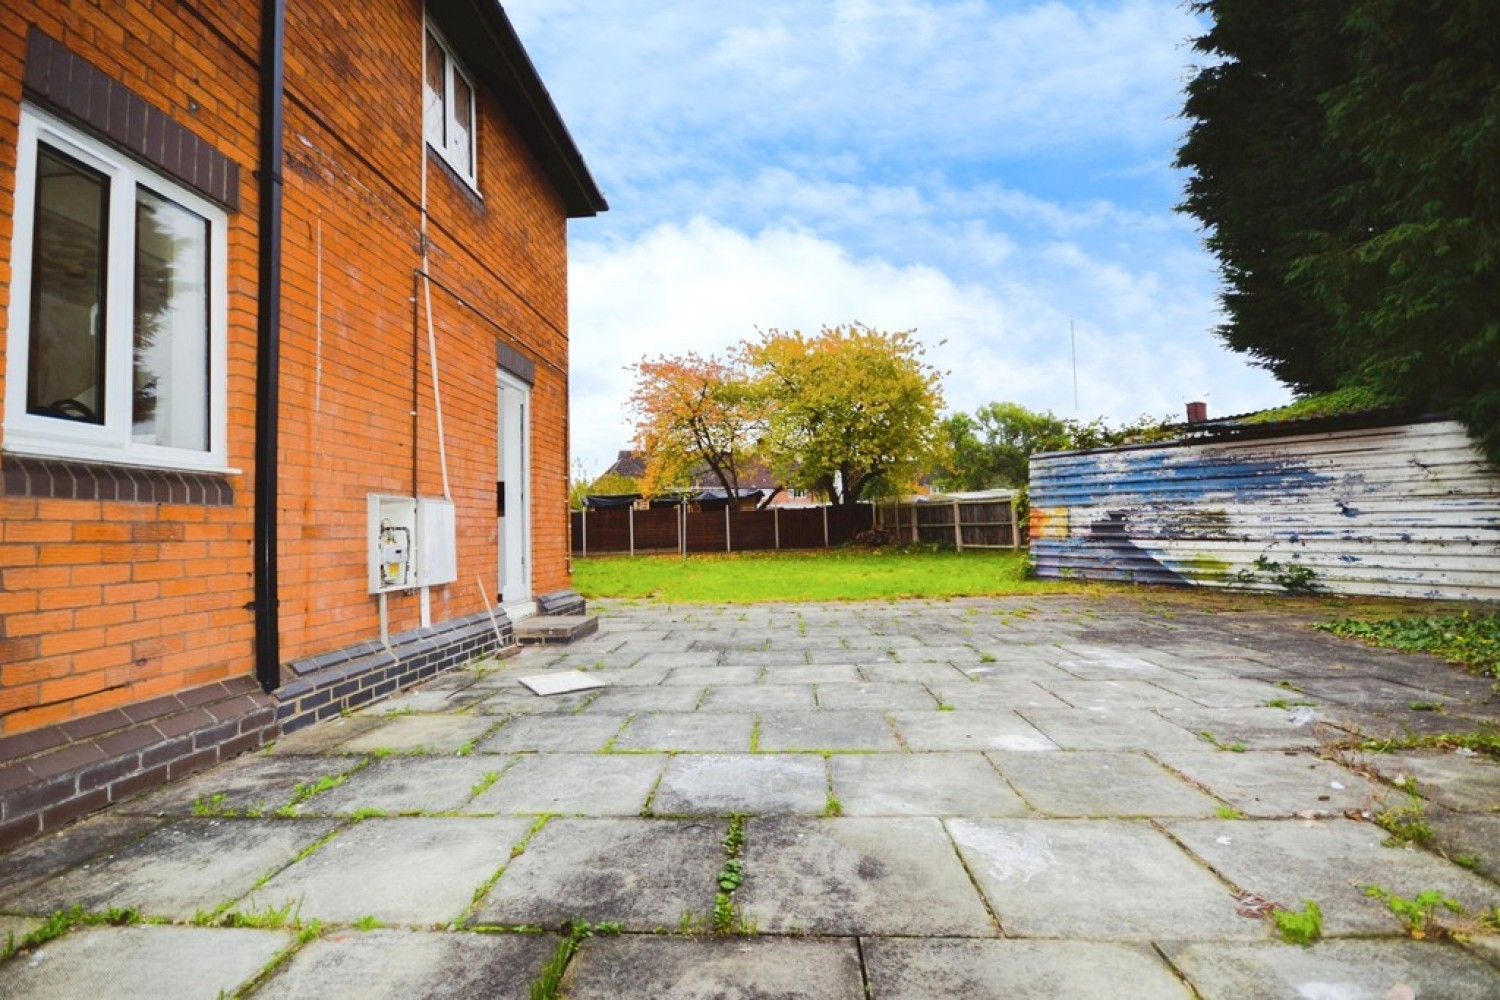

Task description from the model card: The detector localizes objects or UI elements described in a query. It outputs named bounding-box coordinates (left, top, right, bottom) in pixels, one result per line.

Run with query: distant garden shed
left=1028, top=412, right=1500, bottom=601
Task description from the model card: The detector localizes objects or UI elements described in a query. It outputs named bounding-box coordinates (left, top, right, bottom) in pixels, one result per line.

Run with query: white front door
left=496, top=370, right=532, bottom=613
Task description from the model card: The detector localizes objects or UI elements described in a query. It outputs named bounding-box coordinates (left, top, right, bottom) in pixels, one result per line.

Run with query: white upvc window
left=424, top=22, right=478, bottom=189
left=4, top=105, right=229, bottom=471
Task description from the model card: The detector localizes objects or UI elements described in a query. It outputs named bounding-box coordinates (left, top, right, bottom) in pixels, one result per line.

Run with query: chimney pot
left=1186, top=401, right=1208, bottom=423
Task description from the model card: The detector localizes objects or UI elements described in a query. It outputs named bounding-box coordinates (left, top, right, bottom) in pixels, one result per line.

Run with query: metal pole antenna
left=1070, top=320, right=1079, bottom=414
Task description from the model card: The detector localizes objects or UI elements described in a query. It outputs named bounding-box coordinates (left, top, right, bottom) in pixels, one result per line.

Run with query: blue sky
left=503, top=0, right=1290, bottom=476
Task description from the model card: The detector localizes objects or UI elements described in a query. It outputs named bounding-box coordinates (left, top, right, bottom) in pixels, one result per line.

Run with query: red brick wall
left=0, top=1, right=578, bottom=733
left=274, top=0, right=574, bottom=661
left=0, top=2, right=263, bottom=735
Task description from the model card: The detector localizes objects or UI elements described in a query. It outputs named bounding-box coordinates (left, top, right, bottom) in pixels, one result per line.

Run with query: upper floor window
left=3, top=105, right=228, bottom=471
left=424, top=24, right=478, bottom=189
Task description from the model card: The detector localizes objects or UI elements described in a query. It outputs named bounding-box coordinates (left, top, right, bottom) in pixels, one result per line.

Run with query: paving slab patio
left=238, top=816, right=531, bottom=925
left=4, top=818, right=338, bottom=920
left=472, top=818, right=722, bottom=930
left=1163, top=939, right=1500, bottom=999
left=1165, top=818, right=1500, bottom=936
left=988, top=750, right=1222, bottom=817
left=561, top=935, right=865, bottom=999
left=255, top=928, right=556, bottom=999
left=863, top=938, right=1194, bottom=999
left=0, top=925, right=290, bottom=999
left=4, top=592, right=1498, bottom=996
left=947, top=818, right=1263, bottom=940
left=741, top=817, right=997, bottom=936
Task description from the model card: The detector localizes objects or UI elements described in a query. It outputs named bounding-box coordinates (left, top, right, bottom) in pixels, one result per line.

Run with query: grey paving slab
left=117, top=753, right=360, bottom=817
left=651, top=754, right=828, bottom=815
left=864, top=938, right=1194, bottom=999
left=1053, top=647, right=1179, bottom=679
left=741, top=817, right=996, bottom=935
left=697, top=683, right=815, bottom=712
left=758, top=664, right=865, bottom=685
left=256, top=928, right=556, bottom=999
left=989, top=751, right=1221, bottom=818
left=477, top=714, right=626, bottom=753
left=240, top=817, right=532, bottom=925
left=1430, top=812, right=1500, bottom=881
left=611, top=712, right=755, bottom=752
left=1167, top=818, right=1500, bottom=936
left=0, top=925, right=289, bottom=1000
left=1152, top=750, right=1388, bottom=818
left=1018, top=707, right=1211, bottom=751
left=830, top=753, right=1028, bottom=817
left=7, top=818, right=337, bottom=920
left=561, top=935, right=865, bottom=1000
left=472, top=688, right=603, bottom=716
left=335, top=714, right=498, bottom=754
left=355, top=685, right=487, bottom=715
left=947, top=818, right=1259, bottom=940
left=925, top=679, right=1072, bottom=710
left=1153, top=706, right=1340, bottom=751
left=855, top=662, right=969, bottom=685
left=0, top=915, right=42, bottom=947
left=572, top=666, right=670, bottom=688
left=0, top=813, right=160, bottom=898
left=660, top=666, right=761, bottom=686
left=1039, top=679, right=1200, bottom=711
left=578, top=685, right=703, bottom=714
left=471, top=753, right=666, bottom=815
left=908, top=644, right=987, bottom=664
left=893, top=710, right=1059, bottom=752
left=298, top=757, right=510, bottom=815
left=1165, top=939, right=1500, bottom=999
left=473, top=818, right=721, bottom=929
left=814, top=681, right=938, bottom=710
left=265, top=715, right=388, bottom=753
left=755, top=710, right=902, bottom=751
left=718, top=648, right=810, bottom=667
left=1357, top=749, right=1500, bottom=812
left=1168, top=676, right=1315, bottom=708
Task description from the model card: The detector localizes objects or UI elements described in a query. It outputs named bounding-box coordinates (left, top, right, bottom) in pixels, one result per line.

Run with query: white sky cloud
left=501, top=1, right=1291, bottom=476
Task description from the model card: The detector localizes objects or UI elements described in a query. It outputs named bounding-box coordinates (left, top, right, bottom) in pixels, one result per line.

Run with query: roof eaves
left=431, top=0, right=608, bottom=218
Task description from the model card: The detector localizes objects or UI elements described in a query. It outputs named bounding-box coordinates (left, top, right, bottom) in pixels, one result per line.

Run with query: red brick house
left=0, top=0, right=605, bottom=845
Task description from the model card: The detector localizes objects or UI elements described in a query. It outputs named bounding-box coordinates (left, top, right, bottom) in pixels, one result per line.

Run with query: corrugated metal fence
left=1029, top=417, right=1500, bottom=601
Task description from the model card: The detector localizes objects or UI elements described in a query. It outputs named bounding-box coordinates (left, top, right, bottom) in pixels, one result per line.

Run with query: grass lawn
left=571, top=548, right=1093, bottom=603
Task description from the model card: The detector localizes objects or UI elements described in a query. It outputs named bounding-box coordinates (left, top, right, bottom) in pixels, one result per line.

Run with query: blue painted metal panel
left=1029, top=420, right=1500, bottom=600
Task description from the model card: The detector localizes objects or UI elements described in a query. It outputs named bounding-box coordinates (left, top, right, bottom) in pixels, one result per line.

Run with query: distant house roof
left=431, top=0, right=607, bottom=218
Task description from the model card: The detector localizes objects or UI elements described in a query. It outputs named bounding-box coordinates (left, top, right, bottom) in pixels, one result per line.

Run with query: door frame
left=496, top=368, right=533, bottom=616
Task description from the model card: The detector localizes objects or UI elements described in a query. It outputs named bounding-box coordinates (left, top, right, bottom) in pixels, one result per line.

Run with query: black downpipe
left=253, top=0, right=286, bottom=693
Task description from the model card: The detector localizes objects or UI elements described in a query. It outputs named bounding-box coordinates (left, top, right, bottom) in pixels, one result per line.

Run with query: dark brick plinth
left=0, top=677, right=277, bottom=850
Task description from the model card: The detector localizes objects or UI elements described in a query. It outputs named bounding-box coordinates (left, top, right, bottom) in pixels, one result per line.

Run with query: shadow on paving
left=3, top=592, right=1499, bottom=998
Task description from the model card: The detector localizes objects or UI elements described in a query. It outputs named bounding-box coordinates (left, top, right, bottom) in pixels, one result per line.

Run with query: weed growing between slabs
left=1316, top=611, right=1500, bottom=677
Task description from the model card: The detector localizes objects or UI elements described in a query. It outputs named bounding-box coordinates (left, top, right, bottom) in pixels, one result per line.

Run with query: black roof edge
left=430, top=0, right=608, bottom=218
left=1034, top=406, right=1452, bottom=459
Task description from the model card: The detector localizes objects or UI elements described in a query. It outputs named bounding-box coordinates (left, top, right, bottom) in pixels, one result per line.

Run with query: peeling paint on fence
left=1028, top=417, right=1500, bottom=601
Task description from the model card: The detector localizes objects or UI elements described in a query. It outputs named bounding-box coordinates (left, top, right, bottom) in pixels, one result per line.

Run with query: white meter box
left=416, top=498, right=458, bottom=586
left=367, top=494, right=458, bottom=594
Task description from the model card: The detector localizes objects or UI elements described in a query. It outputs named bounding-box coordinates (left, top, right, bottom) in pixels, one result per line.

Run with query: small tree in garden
left=626, top=352, right=763, bottom=505
left=743, top=324, right=945, bottom=506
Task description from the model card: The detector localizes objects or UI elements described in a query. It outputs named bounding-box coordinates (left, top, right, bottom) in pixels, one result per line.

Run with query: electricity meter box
left=367, top=495, right=457, bottom=594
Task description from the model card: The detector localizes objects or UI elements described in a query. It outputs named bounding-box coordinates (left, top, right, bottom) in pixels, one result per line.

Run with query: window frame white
left=423, top=21, right=480, bottom=191
left=4, top=104, right=230, bottom=472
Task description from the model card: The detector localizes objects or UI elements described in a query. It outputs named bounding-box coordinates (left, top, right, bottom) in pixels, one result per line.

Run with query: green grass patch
left=1314, top=611, right=1500, bottom=677
left=574, top=549, right=1089, bottom=603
